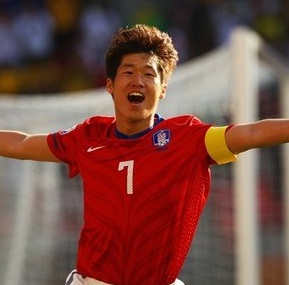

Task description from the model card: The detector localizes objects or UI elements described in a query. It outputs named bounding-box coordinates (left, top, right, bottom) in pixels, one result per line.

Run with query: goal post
left=230, top=27, right=289, bottom=285
left=258, top=42, right=289, bottom=285
left=279, top=61, right=289, bottom=285
left=282, top=78, right=289, bottom=285
left=230, top=27, right=260, bottom=285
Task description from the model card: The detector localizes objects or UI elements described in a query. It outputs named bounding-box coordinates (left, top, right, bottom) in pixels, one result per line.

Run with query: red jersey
left=47, top=114, right=223, bottom=285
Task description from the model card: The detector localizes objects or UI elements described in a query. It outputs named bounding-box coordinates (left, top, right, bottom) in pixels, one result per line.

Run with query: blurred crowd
left=0, top=0, right=288, bottom=95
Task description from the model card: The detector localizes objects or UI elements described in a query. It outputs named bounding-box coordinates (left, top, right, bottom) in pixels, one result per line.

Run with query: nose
left=130, top=74, right=145, bottom=87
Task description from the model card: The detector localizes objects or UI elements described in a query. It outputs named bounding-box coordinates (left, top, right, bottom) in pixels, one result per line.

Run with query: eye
left=145, top=71, right=157, bottom=78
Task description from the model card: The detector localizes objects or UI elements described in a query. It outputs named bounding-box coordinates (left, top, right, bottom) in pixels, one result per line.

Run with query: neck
left=115, top=114, right=164, bottom=139
left=116, top=115, right=155, bottom=136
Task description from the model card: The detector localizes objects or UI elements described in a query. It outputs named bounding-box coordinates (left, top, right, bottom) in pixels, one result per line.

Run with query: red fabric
left=47, top=115, right=213, bottom=285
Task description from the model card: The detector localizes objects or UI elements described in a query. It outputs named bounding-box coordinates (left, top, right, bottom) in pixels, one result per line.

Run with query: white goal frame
left=230, top=27, right=289, bottom=285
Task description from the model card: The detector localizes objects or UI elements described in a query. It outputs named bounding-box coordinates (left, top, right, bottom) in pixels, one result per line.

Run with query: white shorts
left=65, top=269, right=185, bottom=285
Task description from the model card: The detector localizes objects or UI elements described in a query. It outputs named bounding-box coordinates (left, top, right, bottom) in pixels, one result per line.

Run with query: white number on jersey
left=118, top=160, right=134, bottom=194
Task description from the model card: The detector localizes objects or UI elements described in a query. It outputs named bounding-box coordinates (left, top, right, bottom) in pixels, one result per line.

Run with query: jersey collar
left=115, top=114, right=164, bottom=139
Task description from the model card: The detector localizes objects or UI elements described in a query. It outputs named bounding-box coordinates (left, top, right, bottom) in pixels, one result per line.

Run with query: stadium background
left=0, top=1, right=289, bottom=285
left=0, top=0, right=288, bottom=95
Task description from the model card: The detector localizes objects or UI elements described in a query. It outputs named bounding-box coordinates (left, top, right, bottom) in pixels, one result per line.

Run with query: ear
left=159, top=84, right=167, bottom=99
left=106, top=78, right=113, bottom=95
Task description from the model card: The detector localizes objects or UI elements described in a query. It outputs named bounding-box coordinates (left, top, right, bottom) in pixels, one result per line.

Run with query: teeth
left=129, top=92, right=143, bottom=97
left=127, top=92, right=145, bottom=103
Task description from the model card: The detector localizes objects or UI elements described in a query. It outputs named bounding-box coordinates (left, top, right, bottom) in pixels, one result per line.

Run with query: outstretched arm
left=0, top=130, right=60, bottom=162
left=225, top=119, right=289, bottom=154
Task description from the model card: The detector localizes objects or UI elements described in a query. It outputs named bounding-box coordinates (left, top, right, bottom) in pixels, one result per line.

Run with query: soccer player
left=1, top=24, right=289, bottom=285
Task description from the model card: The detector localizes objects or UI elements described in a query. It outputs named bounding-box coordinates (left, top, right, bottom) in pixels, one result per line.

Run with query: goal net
left=0, top=27, right=288, bottom=285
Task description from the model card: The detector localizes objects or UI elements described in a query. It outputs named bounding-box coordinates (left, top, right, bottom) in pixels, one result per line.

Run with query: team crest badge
left=153, top=129, right=170, bottom=147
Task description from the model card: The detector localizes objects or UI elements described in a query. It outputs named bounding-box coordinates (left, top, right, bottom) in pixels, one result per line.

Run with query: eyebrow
left=120, top=63, right=156, bottom=70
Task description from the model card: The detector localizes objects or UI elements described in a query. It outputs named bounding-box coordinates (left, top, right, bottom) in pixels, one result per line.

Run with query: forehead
left=119, top=53, right=159, bottom=69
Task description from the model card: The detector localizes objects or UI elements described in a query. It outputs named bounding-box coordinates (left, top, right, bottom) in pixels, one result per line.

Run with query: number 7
left=118, top=160, right=134, bottom=194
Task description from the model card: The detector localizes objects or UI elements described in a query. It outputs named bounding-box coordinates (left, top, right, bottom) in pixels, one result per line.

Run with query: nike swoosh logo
left=87, top=146, right=106, bottom=152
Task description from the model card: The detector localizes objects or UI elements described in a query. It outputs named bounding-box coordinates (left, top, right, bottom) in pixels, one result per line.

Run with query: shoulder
left=163, top=114, right=211, bottom=129
left=84, top=115, right=116, bottom=125
left=154, top=115, right=213, bottom=147
left=80, top=116, right=116, bottom=138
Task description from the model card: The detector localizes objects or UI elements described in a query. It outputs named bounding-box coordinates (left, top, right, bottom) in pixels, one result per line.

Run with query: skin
left=1, top=52, right=289, bottom=162
left=226, top=119, right=289, bottom=154
left=106, top=53, right=166, bottom=135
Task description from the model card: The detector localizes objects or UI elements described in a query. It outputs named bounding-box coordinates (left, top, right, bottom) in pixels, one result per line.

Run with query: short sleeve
left=47, top=125, right=80, bottom=177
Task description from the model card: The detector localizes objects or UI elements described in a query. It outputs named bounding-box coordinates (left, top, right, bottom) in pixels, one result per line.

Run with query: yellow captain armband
left=205, top=126, right=238, bottom=165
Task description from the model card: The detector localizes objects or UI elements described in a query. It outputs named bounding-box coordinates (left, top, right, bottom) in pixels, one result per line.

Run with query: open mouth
left=127, top=93, right=145, bottom=104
